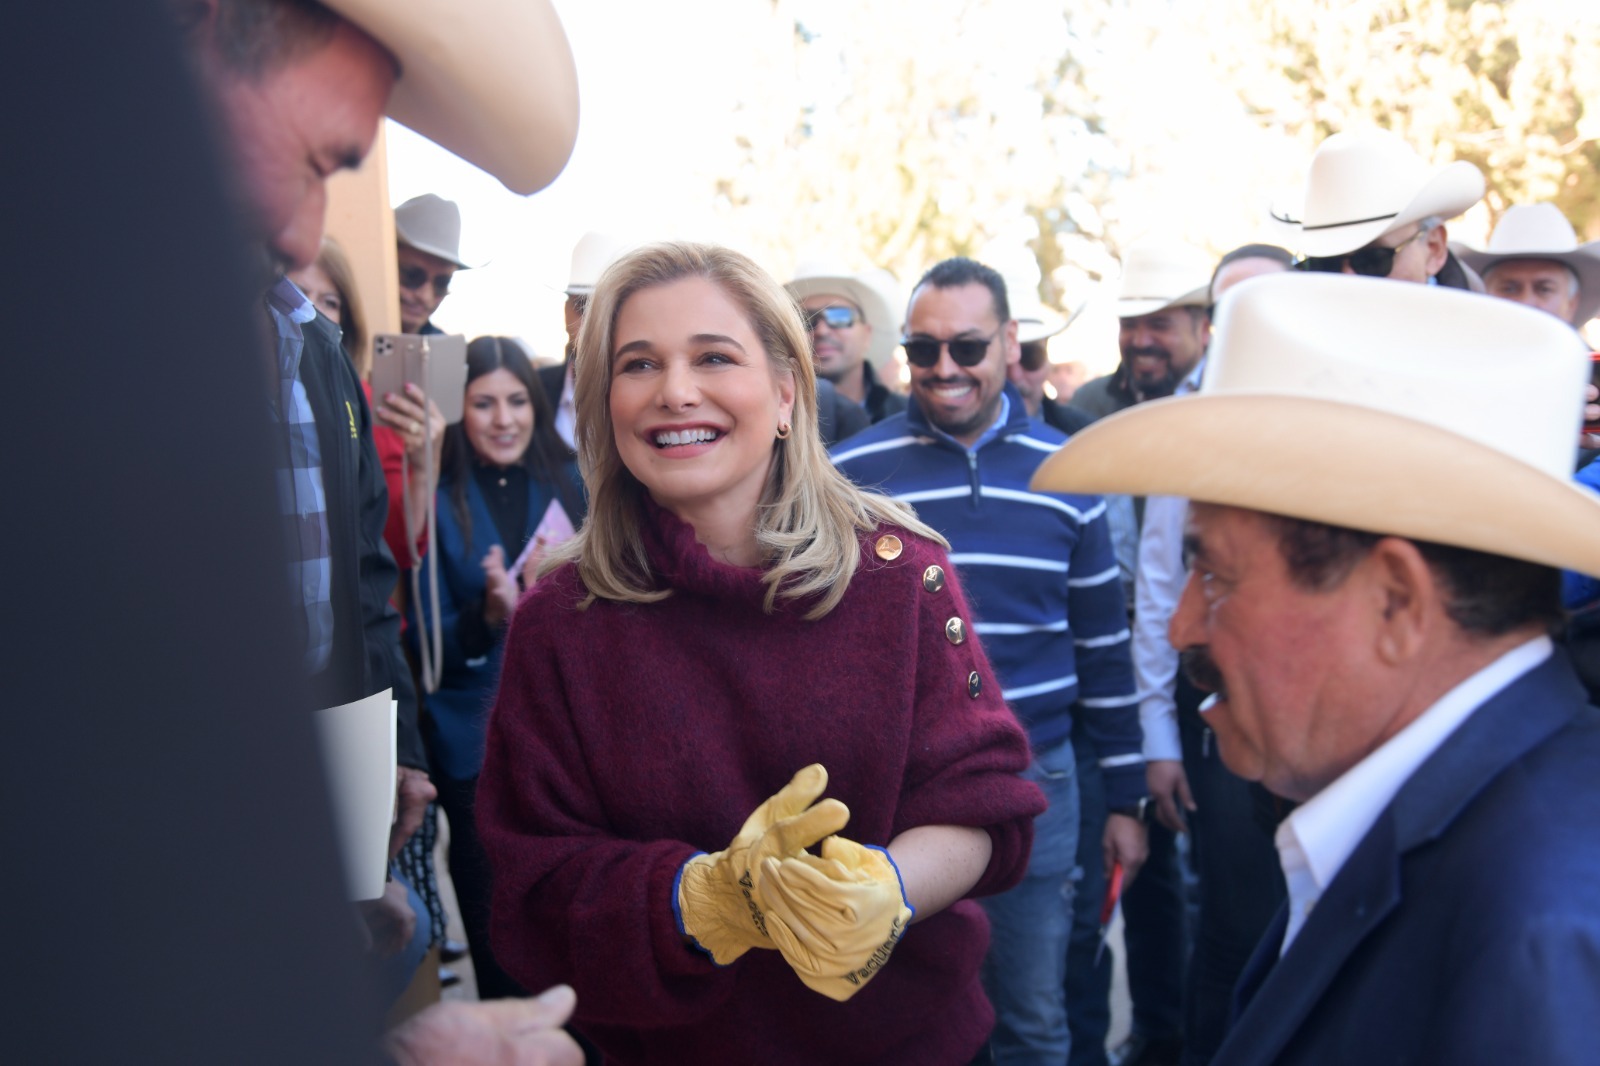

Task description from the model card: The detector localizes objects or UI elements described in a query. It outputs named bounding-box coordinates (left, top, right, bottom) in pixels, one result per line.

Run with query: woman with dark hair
left=414, top=335, right=586, bottom=999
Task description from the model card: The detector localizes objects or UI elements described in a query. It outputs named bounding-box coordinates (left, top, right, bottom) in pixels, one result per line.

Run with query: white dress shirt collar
left=1275, top=634, right=1552, bottom=955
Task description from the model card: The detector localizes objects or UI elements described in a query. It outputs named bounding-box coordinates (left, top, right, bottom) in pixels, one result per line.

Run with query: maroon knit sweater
left=477, top=504, right=1044, bottom=1065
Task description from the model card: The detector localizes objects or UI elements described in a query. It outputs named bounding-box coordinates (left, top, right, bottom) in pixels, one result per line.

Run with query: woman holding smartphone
left=413, top=335, right=585, bottom=999
left=478, top=243, right=1043, bottom=1063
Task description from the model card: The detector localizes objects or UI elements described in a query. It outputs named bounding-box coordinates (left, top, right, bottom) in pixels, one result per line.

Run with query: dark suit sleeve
left=348, top=359, right=428, bottom=771
left=1436, top=912, right=1600, bottom=1062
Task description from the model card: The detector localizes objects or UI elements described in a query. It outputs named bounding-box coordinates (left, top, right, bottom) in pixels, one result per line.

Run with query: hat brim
left=1030, top=392, right=1600, bottom=577
left=1115, top=284, right=1212, bottom=320
left=395, top=232, right=473, bottom=270
left=325, top=0, right=579, bottom=196
left=1291, top=161, right=1484, bottom=258
left=785, top=276, right=897, bottom=368
left=1453, top=245, right=1600, bottom=326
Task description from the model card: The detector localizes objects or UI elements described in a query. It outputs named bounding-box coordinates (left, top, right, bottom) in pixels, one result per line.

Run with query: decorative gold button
left=945, top=617, right=967, bottom=645
left=922, top=565, right=946, bottom=593
left=967, top=671, right=982, bottom=699
left=875, top=534, right=904, bottom=561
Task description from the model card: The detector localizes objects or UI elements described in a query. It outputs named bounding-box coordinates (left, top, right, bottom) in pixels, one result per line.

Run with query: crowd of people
left=23, top=0, right=1600, bottom=1064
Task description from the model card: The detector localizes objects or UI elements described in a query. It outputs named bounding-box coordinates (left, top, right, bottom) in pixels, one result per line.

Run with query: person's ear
left=1423, top=224, right=1450, bottom=277
left=1367, top=538, right=1434, bottom=665
left=776, top=366, right=797, bottom=427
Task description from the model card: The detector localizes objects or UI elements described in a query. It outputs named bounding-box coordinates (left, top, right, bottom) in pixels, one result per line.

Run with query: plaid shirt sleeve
left=266, top=278, right=334, bottom=674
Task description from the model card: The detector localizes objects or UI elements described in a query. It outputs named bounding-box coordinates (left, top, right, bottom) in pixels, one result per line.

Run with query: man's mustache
left=1180, top=646, right=1227, bottom=697
left=1124, top=346, right=1171, bottom=361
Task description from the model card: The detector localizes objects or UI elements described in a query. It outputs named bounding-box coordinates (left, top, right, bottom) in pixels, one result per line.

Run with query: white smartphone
left=370, top=333, right=469, bottom=424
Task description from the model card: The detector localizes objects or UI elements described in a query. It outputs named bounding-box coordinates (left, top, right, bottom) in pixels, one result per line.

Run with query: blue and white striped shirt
left=833, top=386, right=1145, bottom=806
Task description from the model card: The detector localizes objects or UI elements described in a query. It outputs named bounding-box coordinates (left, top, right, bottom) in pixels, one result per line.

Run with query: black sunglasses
left=902, top=334, right=997, bottom=369
left=1294, top=226, right=1429, bottom=278
left=398, top=264, right=453, bottom=298
left=805, top=305, right=859, bottom=331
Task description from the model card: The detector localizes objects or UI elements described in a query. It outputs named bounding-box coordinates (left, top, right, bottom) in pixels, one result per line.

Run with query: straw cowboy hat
left=785, top=262, right=899, bottom=367
left=1031, top=272, right=1600, bottom=576
left=323, top=0, right=579, bottom=196
left=1114, top=244, right=1214, bottom=319
left=393, top=194, right=472, bottom=268
left=566, top=232, right=635, bottom=296
left=1271, top=130, right=1484, bottom=258
left=1454, top=203, right=1600, bottom=325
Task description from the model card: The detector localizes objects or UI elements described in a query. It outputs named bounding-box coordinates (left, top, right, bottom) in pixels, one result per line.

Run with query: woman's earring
left=775, top=421, right=792, bottom=440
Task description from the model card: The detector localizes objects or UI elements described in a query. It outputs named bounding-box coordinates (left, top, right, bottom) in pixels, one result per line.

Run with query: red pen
left=1093, top=860, right=1125, bottom=966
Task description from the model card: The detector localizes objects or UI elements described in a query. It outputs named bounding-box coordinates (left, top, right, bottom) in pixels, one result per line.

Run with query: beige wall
left=324, top=125, right=398, bottom=347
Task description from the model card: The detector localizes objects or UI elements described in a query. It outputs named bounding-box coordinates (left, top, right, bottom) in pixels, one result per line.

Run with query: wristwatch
left=1109, top=797, right=1151, bottom=821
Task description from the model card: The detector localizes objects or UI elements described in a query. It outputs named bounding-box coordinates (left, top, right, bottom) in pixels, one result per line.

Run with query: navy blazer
left=413, top=462, right=584, bottom=780
left=1214, top=650, right=1600, bottom=1064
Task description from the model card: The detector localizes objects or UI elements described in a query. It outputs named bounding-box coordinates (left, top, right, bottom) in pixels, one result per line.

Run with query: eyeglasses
left=1295, top=226, right=1430, bottom=278
left=398, top=264, right=453, bottom=298
left=804, top=305, right=859, bottom=331
left=902, top=334, right=997, bottom=368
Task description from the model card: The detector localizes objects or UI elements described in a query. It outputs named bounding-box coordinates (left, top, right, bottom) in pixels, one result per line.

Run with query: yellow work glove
left=675, top=764, right=849, bottom=965
left=756, top=834, right=916, bottom=1001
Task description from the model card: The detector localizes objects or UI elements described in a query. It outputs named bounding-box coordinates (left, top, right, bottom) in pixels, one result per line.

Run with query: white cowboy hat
left=1454, top=203, right=1600, bottom=325
left=566, top=231, right=635, bottom=296
left=1271, top=130, right=1484, bottom=258
left=1031, top=272, right=1600, bottom=576
left=1113, top=244, right=1214, bottom=319
left=785, top=262, right=898, bottom=368
left=1008, top=279, right=1084, bottom=344
left=393, top=194, right=471, bottom=268
left=323, top=0, right=579, bottom=196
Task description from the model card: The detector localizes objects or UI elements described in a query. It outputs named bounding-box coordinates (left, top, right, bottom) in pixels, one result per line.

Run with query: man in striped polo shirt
left=833, top=256, right=1148, bottom=1066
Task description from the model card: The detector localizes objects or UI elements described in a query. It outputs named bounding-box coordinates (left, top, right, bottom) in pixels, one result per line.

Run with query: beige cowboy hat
left=323, top=0, right=579, bottom=196
left=566, top=231, right=635, bottom=296
left=1454, top=203, right=1600, bottom=325
left=1271, top=130, right=1484, bottom=259
left=393, top=194, right=472, bottom=268
left=1113, top=244, right=1214, bottom=319
left=785, top=262, right=899, bottom=367
left=1031, top=272, right=1600, bottom=576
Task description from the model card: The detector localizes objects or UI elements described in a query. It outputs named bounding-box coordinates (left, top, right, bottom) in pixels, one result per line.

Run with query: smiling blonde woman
left=477, top=242, right=1045, bottom=1064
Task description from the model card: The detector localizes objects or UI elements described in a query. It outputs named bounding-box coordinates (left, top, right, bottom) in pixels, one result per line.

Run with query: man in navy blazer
left=1031, top=271, right=1600, bottom=1064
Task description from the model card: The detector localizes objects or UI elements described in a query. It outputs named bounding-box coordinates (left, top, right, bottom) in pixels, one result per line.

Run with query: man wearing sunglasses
left=1275, top=130, right=1485, bottom=291
left=834, top=256, right=1147, bottom=1066
left=786, top=264, right=908, bottom=424
left=394, top=193, right=471, bottom=335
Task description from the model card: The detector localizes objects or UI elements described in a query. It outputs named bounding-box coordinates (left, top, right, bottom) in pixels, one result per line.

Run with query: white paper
left=313, top=689, right=396, bottom=901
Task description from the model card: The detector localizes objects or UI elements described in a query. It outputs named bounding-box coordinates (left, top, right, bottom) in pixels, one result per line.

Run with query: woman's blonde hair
left=314, top=237, right=368, bottom=376
left=545, top=241, right=943, bottom=619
